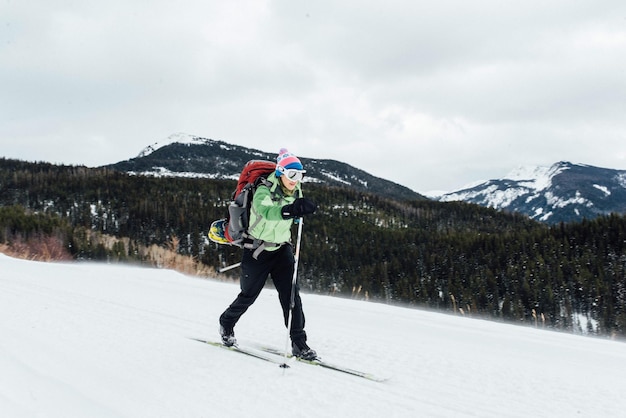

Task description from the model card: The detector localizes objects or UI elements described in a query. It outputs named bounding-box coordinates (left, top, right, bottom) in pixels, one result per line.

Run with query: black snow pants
left=219, top=243, right=307, bottom=343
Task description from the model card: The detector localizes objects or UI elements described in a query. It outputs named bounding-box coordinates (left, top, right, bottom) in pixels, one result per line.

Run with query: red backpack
left=231, top=160, right=276, bottom=200
left=224, top=160, right=276, bottom=245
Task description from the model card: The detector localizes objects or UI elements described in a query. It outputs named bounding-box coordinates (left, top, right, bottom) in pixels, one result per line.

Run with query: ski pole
left=218, top=262, right=241, bottom=273
left=281, top=216, right=304, bottom=368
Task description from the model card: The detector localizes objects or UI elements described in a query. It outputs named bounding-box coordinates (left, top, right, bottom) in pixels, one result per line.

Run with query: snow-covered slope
left=438, top=162, right=626, bottom=223
left=1, top=254, right=625, bottom=418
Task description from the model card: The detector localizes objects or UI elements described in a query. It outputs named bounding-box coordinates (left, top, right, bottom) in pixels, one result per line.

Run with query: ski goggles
left=280, top=167, right=306, bottom=181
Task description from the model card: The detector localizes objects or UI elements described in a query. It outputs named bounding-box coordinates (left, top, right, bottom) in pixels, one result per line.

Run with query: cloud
left=1, top=0, right=626, bottom=192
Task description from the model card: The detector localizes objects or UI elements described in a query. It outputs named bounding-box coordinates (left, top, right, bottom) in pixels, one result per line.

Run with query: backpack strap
left=243, top=176, right=291, bottom=259
left=246, top=177, right=273, bottom=234
left=243, top=240, right=284, bottom=259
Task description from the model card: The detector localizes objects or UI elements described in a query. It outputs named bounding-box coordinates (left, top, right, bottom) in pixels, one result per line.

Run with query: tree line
left=1, top=158, right=625, bottom=338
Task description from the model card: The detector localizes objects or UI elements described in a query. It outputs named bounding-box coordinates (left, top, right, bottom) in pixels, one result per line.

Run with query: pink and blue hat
left=275, top=148, right=303, bottom=176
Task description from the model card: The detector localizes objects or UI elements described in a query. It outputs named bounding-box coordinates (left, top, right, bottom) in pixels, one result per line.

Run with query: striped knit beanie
left=275, top=148, right=303, bottom=176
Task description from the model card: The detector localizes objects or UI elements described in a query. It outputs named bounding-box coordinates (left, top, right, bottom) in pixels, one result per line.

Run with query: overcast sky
left=2, top=1, right=625, bottom=193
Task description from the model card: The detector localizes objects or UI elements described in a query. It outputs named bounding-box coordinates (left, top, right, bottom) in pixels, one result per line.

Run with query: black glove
left=281, top=198, right=317, bottom=219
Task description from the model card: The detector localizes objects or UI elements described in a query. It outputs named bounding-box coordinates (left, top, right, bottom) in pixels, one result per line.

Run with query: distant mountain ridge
left=104, top=134, right=626, bottom=223
left=105, top=133, right=426, bottom=201
left=437, top=161, right=626, bottom=224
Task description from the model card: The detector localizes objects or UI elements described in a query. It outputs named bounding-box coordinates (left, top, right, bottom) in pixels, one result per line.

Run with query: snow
left=593, top=184, right=611, bottom=196
left=128, top=167, right=239, bottom=181
left=136, top=133, right=209, bottom=158
left=545, top=190, right=591, bottom=209
left=504, top=163, right=570, bottom=192
left=2, top=254, right=626, bottom=418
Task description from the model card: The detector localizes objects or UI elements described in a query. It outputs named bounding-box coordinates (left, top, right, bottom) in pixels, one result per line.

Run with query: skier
left=219, top=148, right=318, bottom=360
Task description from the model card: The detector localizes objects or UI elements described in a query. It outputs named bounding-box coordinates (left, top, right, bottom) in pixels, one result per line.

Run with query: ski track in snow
left=1, top=254, right=625, bottom=418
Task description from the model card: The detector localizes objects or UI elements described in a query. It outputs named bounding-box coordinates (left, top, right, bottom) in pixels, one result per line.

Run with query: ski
left=191, top=338, right=388, bottom=381
left=257, top=346, right=389, bottom=382
left=190, top=338, right=290, bottom=367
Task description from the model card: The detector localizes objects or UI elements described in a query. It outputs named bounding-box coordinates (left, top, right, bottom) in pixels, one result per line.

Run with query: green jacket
left=247, top=174, right=302, bottom=249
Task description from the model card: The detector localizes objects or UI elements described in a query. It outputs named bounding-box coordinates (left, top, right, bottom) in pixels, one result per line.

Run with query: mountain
left=437, top=161, right=626, bottom=224
left=105, top=133, right=426, bottom=201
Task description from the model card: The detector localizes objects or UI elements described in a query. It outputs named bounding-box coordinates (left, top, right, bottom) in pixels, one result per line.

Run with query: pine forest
left=1, top=158, right=625, bottom=338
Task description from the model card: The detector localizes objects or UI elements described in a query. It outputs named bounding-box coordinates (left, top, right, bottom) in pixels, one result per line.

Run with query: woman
left=219, top=149, right=318, bottom=360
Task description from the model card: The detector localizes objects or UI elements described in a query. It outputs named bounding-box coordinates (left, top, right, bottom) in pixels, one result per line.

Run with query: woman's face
left=280, top=174, right=299, bottom=191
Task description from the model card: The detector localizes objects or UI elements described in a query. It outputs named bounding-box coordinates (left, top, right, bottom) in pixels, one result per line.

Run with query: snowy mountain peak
left=437, top=161, right=626, bottom=224
left=136, top=133, right=213, bottom=158
left=504, top=161, right=571, bottom=192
